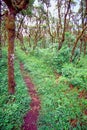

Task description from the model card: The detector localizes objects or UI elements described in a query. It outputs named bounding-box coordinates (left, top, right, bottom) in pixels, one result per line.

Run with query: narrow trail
left=20, top=63, right=41, bottom=130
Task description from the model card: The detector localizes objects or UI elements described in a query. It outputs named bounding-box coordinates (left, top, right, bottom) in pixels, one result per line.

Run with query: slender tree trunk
left=17, top=32, right=26, bottom=50
left=6, top=12, right=16, bottom=94
left=84, top=39, right=86, bottom=55
left=84, top=42, right=86, bottom=55
left=0, top=40, right=2, bottom=58
left=70, top=25, right=87, bottom=62
left=46, top=7, right=54, bottom=43
left=0, top=0, right=2, bottom=58
left=85, top=0, right=87, bottom=23
left=33, top=37, right=38, bottom=50
left=80, top=40, right=83, bottom=54
left=58, top=0, right=71, bottom=50
left=57, top=0, right=62, bottom=43
left=28, top=35, right=31, bottom=47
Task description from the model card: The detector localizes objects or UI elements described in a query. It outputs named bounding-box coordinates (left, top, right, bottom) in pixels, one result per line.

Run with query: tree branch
left=70, top=25, right=87, bottom=61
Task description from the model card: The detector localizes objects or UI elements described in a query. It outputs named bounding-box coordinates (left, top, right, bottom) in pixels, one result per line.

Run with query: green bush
left=61, top=61, right=87, bottom=89
left=51, top=45, right=71, bottom=73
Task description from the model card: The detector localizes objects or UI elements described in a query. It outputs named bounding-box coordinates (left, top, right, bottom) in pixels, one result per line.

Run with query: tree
left=70, top=25, right=87, bottom=61
left=45, top=4, right=56, bottom=43
left=58, top=0, right=72, bottom=50
left=2, top=0, right=51, bottom=94
left=70, top=0, right=87, bottom=60
left=2, top=0, right=33, bottom=94
left=0, top=0, right=2, bottom=58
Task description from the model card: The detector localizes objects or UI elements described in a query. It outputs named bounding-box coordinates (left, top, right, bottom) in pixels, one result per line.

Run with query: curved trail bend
left=20, top=63, right=41, bottom=130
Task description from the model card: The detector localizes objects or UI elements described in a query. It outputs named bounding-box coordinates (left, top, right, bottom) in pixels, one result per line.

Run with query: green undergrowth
left=16, top=47, right=87, bottom=130
left=0, top=48, right=30, bottom=130
left=61, top=61, right=87, bottom=90
left=28, top=45, right=87, bottom=90
left=52, top=46, right=87, bottom=90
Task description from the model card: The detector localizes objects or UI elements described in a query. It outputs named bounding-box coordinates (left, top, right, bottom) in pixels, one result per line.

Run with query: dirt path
left=20, top=63, right=41, bottom=130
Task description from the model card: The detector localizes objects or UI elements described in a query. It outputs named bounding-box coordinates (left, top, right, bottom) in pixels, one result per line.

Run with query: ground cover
left=0, top=48, right=30, bottom=130
left=16, top=47, right=87, bottom=130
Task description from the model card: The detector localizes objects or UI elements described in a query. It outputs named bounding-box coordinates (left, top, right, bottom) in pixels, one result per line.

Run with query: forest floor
left=20, top=62, right=87, bottom=130
left=1, top=48, right=87, bottom=130
left=16, top=48, right=87, bottom=129
left=20, top=63, right=41, bottom=130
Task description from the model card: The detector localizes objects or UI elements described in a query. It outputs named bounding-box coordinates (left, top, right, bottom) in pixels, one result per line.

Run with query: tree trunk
left=6, top=12, right=16, bottom=94
left=0, top=41, right=2, bottom=58
left=58, top=0, right=71, bottom=50
left=70, top=25, right=87, bottom=62
left=0, top=0, right=2, bottom=58
left=3, top=0, right=30, bottom=94
left=33, top=37, right=38, bottom=50
left=84, top=42, right=86, bottom=55
left=0, top=31, right=2, bottom=58
left=46, top=7, right=54, bottom=44
left=57, top=0, right=62, bottom=43
left=80, top=40, right=83, bottom=54
left=84, top=38, right=86, bottom=55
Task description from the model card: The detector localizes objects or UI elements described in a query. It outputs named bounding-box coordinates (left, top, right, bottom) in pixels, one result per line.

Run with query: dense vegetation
left=0, top=48, right=31, bottom=130
left=1, top=40, right=87, bottom=129
left=0, top=0, right=87, bottom=129
left=16, top=43, right=87, bottom=130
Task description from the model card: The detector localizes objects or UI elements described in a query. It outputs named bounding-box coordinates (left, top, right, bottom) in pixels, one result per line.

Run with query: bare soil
left=20, top=63, right=40, bottom=130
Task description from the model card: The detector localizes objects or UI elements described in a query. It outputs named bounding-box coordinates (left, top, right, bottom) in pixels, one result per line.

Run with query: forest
left=0, top=0, right=87, bottom=130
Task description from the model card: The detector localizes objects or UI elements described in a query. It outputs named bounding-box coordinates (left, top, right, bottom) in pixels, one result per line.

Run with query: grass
left=0, top=48, right=31, bottom=130
left=16, top=47, right=87, bottom=130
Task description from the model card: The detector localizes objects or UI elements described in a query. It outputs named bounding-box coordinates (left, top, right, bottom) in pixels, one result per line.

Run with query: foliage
left=64, top=32, right=76, bottom=46
left=0, top=48, right=31, bottom=130
left=22, top=0, right=35, bottom=16
left=51, top=45, right=71, bottom=73
left=16, top=47, right=87, bottom=130
left=62, top=62, right=87, bottom=89
left=1, top=0, right=87, bottom=129
left=18, top=42, right=87, bottom=90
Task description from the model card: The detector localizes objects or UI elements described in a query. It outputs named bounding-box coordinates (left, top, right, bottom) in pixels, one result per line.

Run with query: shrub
left=51, top=45, right=71, bottom=73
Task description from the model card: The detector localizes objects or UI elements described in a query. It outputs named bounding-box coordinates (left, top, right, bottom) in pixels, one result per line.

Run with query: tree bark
left=84, top=42, right=86, bottom=55
left=80, top=40, right=83, bottom=54
left=58, top=0, right=71, bottom=50
left=6, top=12, right=16, bottom=94
left=2, top=0, right=30, bottom=94
left=70, top=25, right=87, bottom=61
left=0, top=38, right=1, bottom=58
left=0, top=0, right=2, bottom=58
left=84, top=36, right=87, bottom=55
left=46, top=6, right=54, bottom=43
left=57, top=0, right=62, bottom=42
